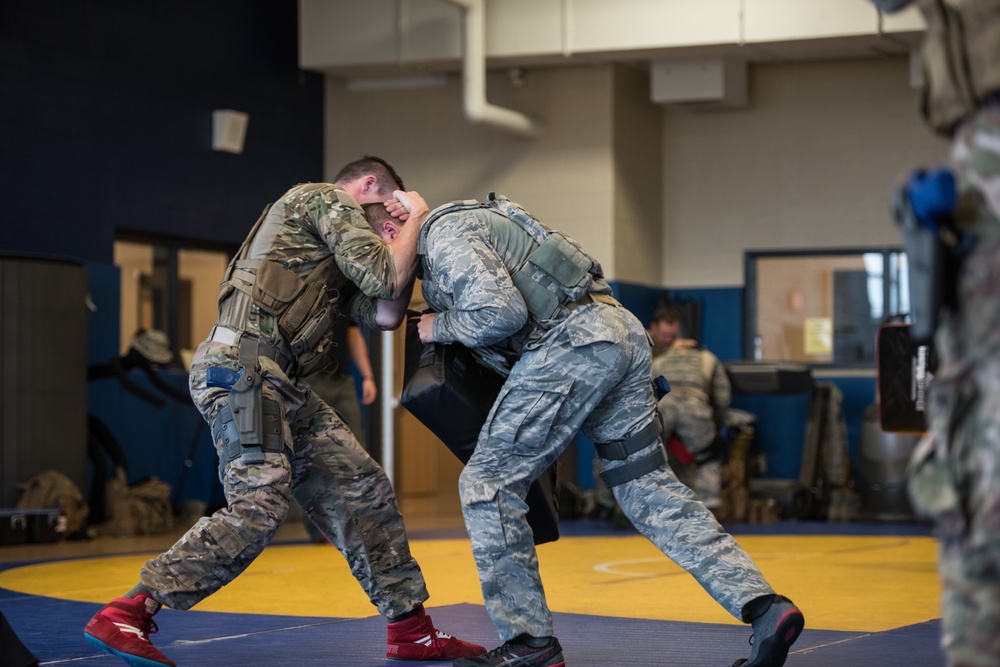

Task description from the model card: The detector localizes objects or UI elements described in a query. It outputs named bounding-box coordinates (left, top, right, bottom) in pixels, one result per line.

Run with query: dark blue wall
left=1, top=0, right=324, bottom=263
left=1, top=0, right=323, bottom=509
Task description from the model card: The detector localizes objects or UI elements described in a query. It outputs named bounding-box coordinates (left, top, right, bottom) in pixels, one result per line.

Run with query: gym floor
left=0, top=516, right=944, bottom=666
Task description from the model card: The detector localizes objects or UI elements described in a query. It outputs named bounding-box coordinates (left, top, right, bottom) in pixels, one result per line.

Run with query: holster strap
left=600, top=447, right=667, bottom=487
left=595, top=420, right=661, bottom=461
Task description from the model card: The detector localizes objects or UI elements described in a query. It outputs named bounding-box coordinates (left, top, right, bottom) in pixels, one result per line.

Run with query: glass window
left=114, top=238, right=232, bottom=366
left=745, top=248, right=908, bottom=367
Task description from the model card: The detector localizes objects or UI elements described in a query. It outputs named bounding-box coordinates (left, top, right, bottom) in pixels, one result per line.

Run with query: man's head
left=363, top=202, right=402, bottom=244
left=649, top=306, right=682, bottom=352
left=333, top=156, right=405, bottom=205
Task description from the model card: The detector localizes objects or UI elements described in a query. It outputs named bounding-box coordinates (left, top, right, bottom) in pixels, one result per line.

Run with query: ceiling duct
left=444, top=0, right=543, bottom=139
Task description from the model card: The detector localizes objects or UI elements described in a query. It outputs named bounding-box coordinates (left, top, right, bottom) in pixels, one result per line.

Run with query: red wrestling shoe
left=84, top=594, right=175, bottom=667
left=386, top=606, right=487, bottom=661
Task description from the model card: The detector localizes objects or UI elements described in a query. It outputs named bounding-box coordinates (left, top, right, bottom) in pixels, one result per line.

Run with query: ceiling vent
left=651, top=57, right=747, bottom=109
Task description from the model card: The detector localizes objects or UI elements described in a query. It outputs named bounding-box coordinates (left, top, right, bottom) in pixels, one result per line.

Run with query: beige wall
left=662, top=57, right=948, bottom=287
left=326, top=65, right=620, bottom=275
left=325, top=55, right=948, bottom=290
left=613, top=64, right=664, bottom=287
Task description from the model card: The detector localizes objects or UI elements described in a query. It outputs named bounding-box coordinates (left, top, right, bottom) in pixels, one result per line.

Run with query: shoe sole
left=452, top=661, right=565, bottom=667
left=746, top=608, right=805, bottom=667
left=84, top=633, right=172, bottom=667
left=451, top=655, right=565, bottom=667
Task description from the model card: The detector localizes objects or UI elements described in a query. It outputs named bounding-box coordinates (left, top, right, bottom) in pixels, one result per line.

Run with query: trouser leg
left=291, top=389, right=427, bottom=619
left=140, top=462, right=290, bottom=610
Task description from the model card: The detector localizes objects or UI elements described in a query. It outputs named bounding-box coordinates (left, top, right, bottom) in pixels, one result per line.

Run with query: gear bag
left=15, top=469, right=88, bottom=535
left=98, top=467, right=173, bottom=537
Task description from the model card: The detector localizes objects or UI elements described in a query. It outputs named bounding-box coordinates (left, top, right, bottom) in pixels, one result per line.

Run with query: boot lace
left=137, top=609, right=160, bottom=638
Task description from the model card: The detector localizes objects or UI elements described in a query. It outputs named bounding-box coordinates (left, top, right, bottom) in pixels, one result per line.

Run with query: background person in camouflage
left=871, top=1, right=1000, bottom=665
left=366, top=196, right=803, bottom=667
left=648, top=305, right=696, bottom=358
left=650, top=305, right=732, bottom=511
left=84, top=157, right=486, bottom=667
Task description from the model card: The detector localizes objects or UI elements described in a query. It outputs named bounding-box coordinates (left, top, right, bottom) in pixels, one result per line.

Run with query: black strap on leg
left=596, top=419, right=667, bottom=487
left=600, top=448, right=667, bottom=487
left=594, top=420, right=660, bottom=460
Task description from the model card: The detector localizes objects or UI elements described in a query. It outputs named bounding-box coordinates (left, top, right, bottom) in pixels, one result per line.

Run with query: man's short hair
left=363, top=202, right=395, bottom=235
left=334, top=155, right=404, bottom=193
left=651, top=305, right=681, bottom=325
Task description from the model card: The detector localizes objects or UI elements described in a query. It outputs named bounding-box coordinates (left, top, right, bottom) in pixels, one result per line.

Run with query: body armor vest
left=216, top=202, right=357, bottom=376
left=419, top=193, right=612, bottom=322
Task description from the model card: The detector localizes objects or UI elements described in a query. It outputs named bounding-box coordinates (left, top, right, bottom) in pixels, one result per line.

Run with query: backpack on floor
left=15, top=469, right=89, bottom=535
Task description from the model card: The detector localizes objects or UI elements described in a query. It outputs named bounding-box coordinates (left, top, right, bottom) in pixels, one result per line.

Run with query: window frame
left=743, top=246, right=907, bottom=369
left=115, top=231, right=237, bottom=360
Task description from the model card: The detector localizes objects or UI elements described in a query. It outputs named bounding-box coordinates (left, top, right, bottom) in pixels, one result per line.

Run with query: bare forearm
left=375, top=279, right=415, bottom=330
left=347, top=326, right=373, bottom=377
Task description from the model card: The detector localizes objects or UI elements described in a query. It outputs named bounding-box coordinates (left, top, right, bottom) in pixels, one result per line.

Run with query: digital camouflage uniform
left=872, top=1, right=1000, bottom=664
left=141, top=183, right=428, bottom=619
left=417, top=203, right=776, bottom=642
left=651, top=345, right=731, bottom=508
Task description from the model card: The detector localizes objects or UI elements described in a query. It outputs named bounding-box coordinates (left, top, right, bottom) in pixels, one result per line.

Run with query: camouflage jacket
left=418, top=206, right=534, bottom=376
left=240, top=182, right=399, bottom=328
left=651, top=345, right=731, bottom=426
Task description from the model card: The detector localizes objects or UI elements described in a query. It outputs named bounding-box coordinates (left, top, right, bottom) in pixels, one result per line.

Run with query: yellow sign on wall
left=804, top=317, right=833, bottom=355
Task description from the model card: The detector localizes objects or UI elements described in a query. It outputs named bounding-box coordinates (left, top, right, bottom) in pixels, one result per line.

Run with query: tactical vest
left=918, top=0, right=1000, bottom=135
left=216, top=200, right=358, bottom=377
left=652, top=347, right=728, bottom=429
left=419, top=193, right=612, bottom=321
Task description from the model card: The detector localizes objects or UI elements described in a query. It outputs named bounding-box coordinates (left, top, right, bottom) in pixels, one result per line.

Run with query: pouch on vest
left=250, top=259, right=339, bottom=376
left=487, top=195, right=601, bottom=319
left=515, top=233, right=597, bottom=319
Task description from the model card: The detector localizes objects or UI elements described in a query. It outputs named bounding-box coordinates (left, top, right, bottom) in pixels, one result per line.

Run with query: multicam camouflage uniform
left=417, top=205, right=776, bottom=641
left=910, top=114, right=1000, bottom=667
left=870, top=1, right=1000, bottom=664
left=140, top=183, right=428, bottom=618
left=651, top=345, right=731, bottom=508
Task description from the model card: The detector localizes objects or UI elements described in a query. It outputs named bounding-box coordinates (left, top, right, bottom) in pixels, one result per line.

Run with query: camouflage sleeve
left=306, top=189, right=398, bottom=300
left=425, top=216, right=529, bottom=347
left=342, top=289, right=378, bottom=329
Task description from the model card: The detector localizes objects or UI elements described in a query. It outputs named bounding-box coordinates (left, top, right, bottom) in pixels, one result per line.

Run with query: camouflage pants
left=139, top=340, right=427, bottom=618
left=909, top=110, right=1000, bottom=666
left=302, top=371, right=365, bottom=441
left=460, top=304, right=774, bottom=641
